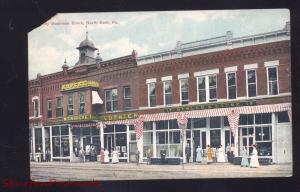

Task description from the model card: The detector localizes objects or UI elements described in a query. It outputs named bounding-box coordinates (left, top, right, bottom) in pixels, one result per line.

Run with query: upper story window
left=197, top=75, right=217, bottom=102
left=246, top=69, right=257, bottom=97
left=105, top=89, right=118, bottom=112
left=227, top=72, right=236, bottom=99
left=56, top=96, right=63, bottom=117
left=164, top=81, right=172, bottom=106
left=148, top=83, right=156, bottom=107
left=79, top=92, right=85, bottom=114
left=180, top=78, right=189, bottom=105
left=267, top=67, right=278, bottom=95
left=67, top=95, right=73, bottom=116
left=33, top=98, right=39, bottom=117
left=123, top=86, right=131, bottom=110
left=47, top=99, right=52, bottom=118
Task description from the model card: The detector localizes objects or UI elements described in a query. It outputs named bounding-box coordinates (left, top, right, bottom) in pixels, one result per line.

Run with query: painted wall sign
left=61, top=80, right=99, bottom=91
left=164, top=100, right=256, bottom=113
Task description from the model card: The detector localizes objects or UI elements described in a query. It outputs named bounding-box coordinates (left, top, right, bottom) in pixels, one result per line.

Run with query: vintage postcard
left=28, top=10, right=292, bottom=181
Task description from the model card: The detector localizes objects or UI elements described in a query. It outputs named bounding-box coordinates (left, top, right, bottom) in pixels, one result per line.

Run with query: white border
left=178, top=73, right=189, bottom=79
left=264, top=60, right=279, bottom=67
left=244, top=63, right=258, bottom=70
left=224, top=66, right=237, bottom=73
left=146, top=78, right=157, bottom=84
left=162, top=76, right=172, bottom=81
left=194, top=68, right=219, bottom=77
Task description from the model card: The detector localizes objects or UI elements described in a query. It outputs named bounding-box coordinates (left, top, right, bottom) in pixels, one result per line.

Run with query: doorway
left=129, top=142, right=137, bottom=162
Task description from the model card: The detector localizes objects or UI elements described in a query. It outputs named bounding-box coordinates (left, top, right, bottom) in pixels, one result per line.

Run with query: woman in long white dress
left=104, top=148, right=110, bottom=164
left=217, top=145, right=226, bottom=163
left=111, top=148, right=119, bottom=164
left=241, top=146, right=249, bottom=167
left=250, top=144, right=260, bottom=168
left=196, top=146, right=202, bottom=163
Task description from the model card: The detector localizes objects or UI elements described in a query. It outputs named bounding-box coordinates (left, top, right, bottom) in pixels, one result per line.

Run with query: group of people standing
left=195, top=144, right=227, bottom=163
left=241, top=144, right=260, bottom=168
left=78, top=145, right=97, bottom=162
left=99, top=147, right=119, bottom=164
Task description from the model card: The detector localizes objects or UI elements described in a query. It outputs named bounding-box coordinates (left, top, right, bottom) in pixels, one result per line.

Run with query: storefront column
left=50, top=126, right=53, bottom=161
left=153, top=121, right=157, bottom=157
left=100, top=123, right=104, bottom=150
left=126, top=125, right=130, bottom=162
left=190, top=119, right=194, bottom=161
left=69, top=125, right=74, bottom=161
left=182, top=132, right=186, bottom=163
left=42, top=126, right=45, bottom=160
left=272, top=113, right=278, bottom=163
left=32, top=127, right=36, bottom=158
left=137, top=135, right=143, bottom=163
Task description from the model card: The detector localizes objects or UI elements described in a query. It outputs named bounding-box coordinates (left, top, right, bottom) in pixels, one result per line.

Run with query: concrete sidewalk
left=30, top=162, right=293, bottom=181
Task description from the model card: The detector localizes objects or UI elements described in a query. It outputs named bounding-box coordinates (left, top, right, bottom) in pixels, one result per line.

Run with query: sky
left=28, top=9, right=290, bottom=80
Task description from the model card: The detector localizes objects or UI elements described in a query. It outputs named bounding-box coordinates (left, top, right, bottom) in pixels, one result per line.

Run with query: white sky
left=28, top=9, right=290, bottom=80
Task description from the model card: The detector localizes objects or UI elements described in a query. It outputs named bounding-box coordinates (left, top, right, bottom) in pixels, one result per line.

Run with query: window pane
left=248, top=84, right=256, bottom=97
left=124, top=86, right=130, bottom=98
left=104, top=125, right=113, bottom=133
left=257, top=142, right=272, bottom=156
left=268, top=67, right=277, bottom=81
left=228, top=86, right=236, bottom=99
left=193, top=118, right=206, bottom=128
left=262, top=113, right=272, bottom=124
left=255, top=127, right=262, bottom=141
left=113, top=101, right=118, bottom=110
left=164, top=81, right=172, bottom=93
left=52, top=137, right=60, bottom=157
left=209, top=88, right=217, bottom=100
left=165, top=94, right=172, bottom=105
left=115, top=124, right=126, bottom=132
left=198, top=77, right=205, bottom=89
left=61, top=126, right=69, bottom=135
left=106, top=101, right=111, bottom=111
left=52, top=126, right=60, bottom=136
left=156, top=120, right=168, bottom=130
left=247, top=70, right=256, bottom=83
left=169, top=119, right=179, bottom=129
left=227, top=73, right=236, bottom=86
left=210, top=130, right=221, bottom=148
left=262, top=126, right=271, bottom=140
left=181, top=92, right=188, bottom=101
left=199, top=90, right=206, bottom=102
left=277, top=111, right=289, bottom=123
left=209, top=76, right=216, bottom=86
left=210, top=117, right=221, bottom=128
left=144, top=121, right=153, bottom=130
left=150, top=96, right=156, bottom=106
left=224, top=117, right=229, bottom=127
left=269, top=81, right=278, bottom=95
left=112, top=89, right=118, bottom=100
left=61, top=136, right=70, bottom=157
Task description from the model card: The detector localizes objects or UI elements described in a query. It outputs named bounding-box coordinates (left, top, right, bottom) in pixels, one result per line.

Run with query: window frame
left=226, top=72, right=237, bottom=100
left=163, top=80, right=172, bottom=106
left=123, top=86, right=131, bottom=110
left=197, top=75, right=217, bottom=103
left=105, top=88, right=118, bottom=112
left=56, top=96, right=63, bottom=117
left=267, top=66, right=279, bottom=96
left=148, top=83, right=156, bottom=107
left=246, top=69, right=257, bottom=97
left=79, top=92, right=85, bottom=114
left=67, top=95, right=73, bottom=116
left=179, top=78, right=189, bottom=105
left=47, top=99, right=52, bottom=118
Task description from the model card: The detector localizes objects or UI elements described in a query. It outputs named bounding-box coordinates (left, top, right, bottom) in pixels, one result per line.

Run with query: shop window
left=123, top=86, right=131, bottom=110
left=82, top=127, right=91, bottom=135
left=193, top=118, right=206, bottom=128
left=79, top=92, right=85, bottom=114
left=247, top=70, right=257, bottom=97
left=257, top=142, right=272, bottom=156
left=34, top=128, right=42, bottom=153
left=277, top=111, right=289, bottom=123
left=227, top=72, right=236, bottom=99
left=164, top=81, right=172, bottom=105
left=210, top=130, right=221, bottom=148
left=225, top=130, right=234, bottom=146
left=144, top=122, right=153, bottom=131
left=67, top=95, right=73, bottom=116
left=47, top=99, right=52, bottom=118
left=255, top=113, right=272, bottom=124
left=156, top=131, right=168, bottom=144
left=255, top=126, right=272, bottom=156
left=156, top=120, right=168, bottom=130
left=169, top=131, right=180, bottom=144
left=56, top=97, right=63, bottom=117
left=61, top=125, right=69, bottom=135
left=130, top=132, right=136, bottom=141
left=115, top=124, right=126, bottom=132
left=239, top=114, right=254, bottom=125
left=223, top=117, right=229, bottom=127
left=180, top=78, right=189, bottom=105
left=210, top=117, right=221, bottom=128
left=52, top=126, right=60, bottom=136
left=129, top=125, right=135, bottom=131
left=51, top=125, right=70, bottom=157
left=61, top=137, right=70, bottom=157
left=267, top=67, right=278, bottom=95
left=104, top=125, right=114, bottom=133
left=105, top=89, right=118, bottom=112
left=148, top=83, right=156, bottom=107
left=91, top=128, right=100, bottom=135
left=169, top=119, right=179, bottom=129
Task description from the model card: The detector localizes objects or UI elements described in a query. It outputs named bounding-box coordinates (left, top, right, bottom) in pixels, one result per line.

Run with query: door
left=240, top=127, right=254, bottom=156
left=129, top=142, right=137, bottom=162
left=106, top=135, right=113, bottom=153
left=193, top=130, right=200, bottom=162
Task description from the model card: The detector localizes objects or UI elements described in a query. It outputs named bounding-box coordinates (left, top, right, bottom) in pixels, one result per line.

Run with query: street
left=30, top=162, right=293, bottom=181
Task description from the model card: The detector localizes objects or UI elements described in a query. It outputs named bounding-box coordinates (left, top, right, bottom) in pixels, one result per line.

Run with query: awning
left=92, top=91, right=103, bottom=104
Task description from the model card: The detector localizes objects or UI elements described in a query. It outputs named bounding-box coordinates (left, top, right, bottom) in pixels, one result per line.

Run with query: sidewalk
left=30, top=161, right=293, bottom=181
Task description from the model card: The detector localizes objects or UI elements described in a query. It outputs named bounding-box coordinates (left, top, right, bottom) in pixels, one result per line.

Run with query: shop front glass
left=104, top=124, right=127, bottom=157
left=51, top=125, right=69, bottom=157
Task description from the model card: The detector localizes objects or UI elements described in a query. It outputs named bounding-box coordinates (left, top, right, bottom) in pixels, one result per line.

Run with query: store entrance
left=129, top=142, right=137, bottom=162
left=192, top=130, right=200, bottom=162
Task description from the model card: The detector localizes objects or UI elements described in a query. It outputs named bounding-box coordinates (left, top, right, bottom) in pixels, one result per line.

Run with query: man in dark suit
left=186, top=144, right=191, bottom=163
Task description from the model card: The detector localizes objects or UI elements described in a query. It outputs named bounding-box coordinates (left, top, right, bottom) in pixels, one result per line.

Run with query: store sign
left=164, top=100, right=256, bottom=113
left=61, top=80, right=99, bottom=91
left=44, top=113, right=138, bottom=125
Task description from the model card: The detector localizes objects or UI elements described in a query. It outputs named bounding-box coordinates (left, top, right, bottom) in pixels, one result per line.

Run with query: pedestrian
left=196, top=145, right=202, bottom=163
left=90, top=145, right=95, bottom=162
left=250, top=144, right=260, bottom=168
left=100, top=148, right=105, bottom=163
left=241, top=146, right=249, bottom=167
left=79, top=147, right=85, bottom=163
left=45, top=147, right=51, bottom=162
left=207, top=145, right=213, bottom=163
left=217, top=145, right=226, bottom=163
left=146, top=148, right=151, bottom=165
left=136, top=150, right=140, bottom=165
left=104, top=148, right=110, bottom=164
left=226, top=143, right=231, bottom=163
left=111, top=147, right=119, bottom=164
left=185, top=143, right=191, bottom=163
left=230, top=144, right=235, bottom=163
left=86, top=145, right=91, bottom=162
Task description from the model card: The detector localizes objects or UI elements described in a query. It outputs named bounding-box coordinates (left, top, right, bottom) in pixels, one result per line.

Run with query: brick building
left=29, top=22, right=292, bottom=164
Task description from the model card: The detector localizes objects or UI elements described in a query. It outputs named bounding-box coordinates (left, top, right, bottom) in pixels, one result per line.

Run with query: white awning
left=92, top=91, right=103, bottom=104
